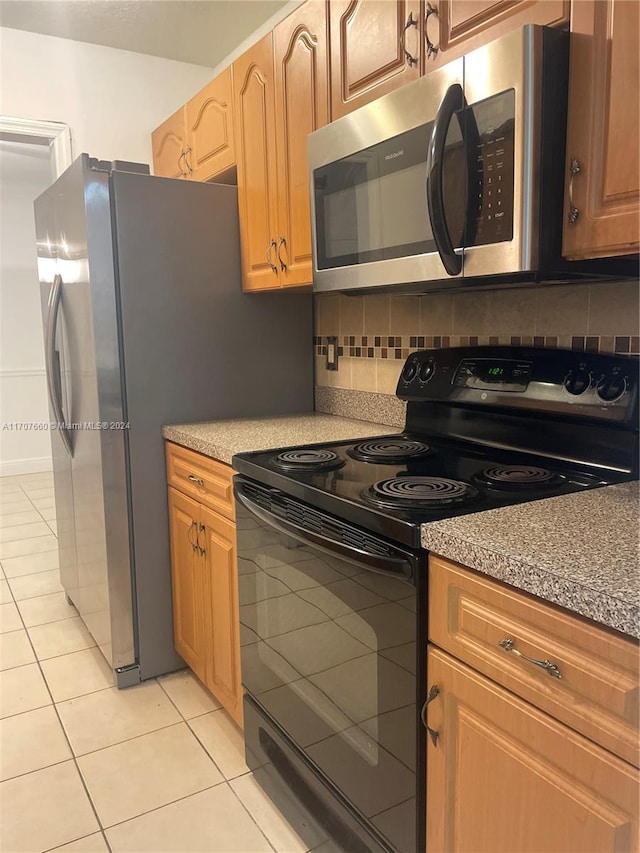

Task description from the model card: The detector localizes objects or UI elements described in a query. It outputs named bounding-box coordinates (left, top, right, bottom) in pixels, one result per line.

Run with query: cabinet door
left=167, top=487, right=206, bottom=681
left=185, top=67, right=235, bottom=182
left=151, top=106, right=188, bottom=179
left=274, top=0, right=329, bottom=288
left=329, top=0, right=422, bottom=120
left=200, top=504, right=243, bottom=728
left=232, top=33, right=280, bottom=291
left=562, top=0, right=639, bottom=260
left=423, top=1, right=569, bottom=71
left=426, top=646, right=639, bottom=853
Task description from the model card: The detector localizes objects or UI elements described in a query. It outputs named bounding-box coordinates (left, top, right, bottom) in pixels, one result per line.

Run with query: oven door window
left=237, top=502, right=418, bottom=853
left=313, top=119, right=465, bottom=271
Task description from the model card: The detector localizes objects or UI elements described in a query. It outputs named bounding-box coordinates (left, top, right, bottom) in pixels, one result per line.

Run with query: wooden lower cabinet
left=426, top=646, right=639, bottom=853
left=167, top=487, right=207, bottom=682
left=201, top=504, right=243, bottom=725
left=166, top=446, right=243, bottom=728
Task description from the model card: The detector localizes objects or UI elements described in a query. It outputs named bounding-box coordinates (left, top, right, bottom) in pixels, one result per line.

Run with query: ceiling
left=0, top=0, right=292, bottom=68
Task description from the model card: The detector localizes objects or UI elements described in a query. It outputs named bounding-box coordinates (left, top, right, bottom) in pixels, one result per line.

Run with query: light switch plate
left=326, top=336, right=339, bottom=371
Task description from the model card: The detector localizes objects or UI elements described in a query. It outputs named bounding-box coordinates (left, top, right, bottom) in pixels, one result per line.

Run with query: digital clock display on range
left=454, top=359, right=532, bottom=392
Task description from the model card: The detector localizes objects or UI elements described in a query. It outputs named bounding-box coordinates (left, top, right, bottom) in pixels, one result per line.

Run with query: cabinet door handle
left=188, top=474, right=204, bottom=487
left=184, top=147, right=193, bottom=176
left=420, top=683, right=440, bottom=746
left=424, top=3, right=440, bottom=60
left=277, top=236, right=288, bottom=272
left=197, top=523, right=206, bottom=556
left=400, top=11, right=419, bottom=67
left=178, top=150, right=188, bottom=177
left=187, top=520, right=198, bottom=552
left=498, top=638, right=562, bottom=679
left=568, top=158, right=581, bottom=224
left=266, top=239, right=278, bottom=273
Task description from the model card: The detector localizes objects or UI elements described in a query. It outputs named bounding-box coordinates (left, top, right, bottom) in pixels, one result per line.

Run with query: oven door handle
left=234, top=484, right=414, bottom=581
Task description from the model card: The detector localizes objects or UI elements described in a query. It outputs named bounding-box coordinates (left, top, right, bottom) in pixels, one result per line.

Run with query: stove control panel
left=453, top=358, right=532, bottom=392
left=397, top=346, right=639, bottom=424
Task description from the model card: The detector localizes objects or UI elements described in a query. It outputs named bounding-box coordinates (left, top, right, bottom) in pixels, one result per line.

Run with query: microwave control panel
left=469, top=90, right=515, bottom=247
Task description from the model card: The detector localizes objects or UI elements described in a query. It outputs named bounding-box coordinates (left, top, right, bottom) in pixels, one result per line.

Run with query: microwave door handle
left=234, top=483, right=414, bottom=581
left=426, top=82, right=464, bottom=276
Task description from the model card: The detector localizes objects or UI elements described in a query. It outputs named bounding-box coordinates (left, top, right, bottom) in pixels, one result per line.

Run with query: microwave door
left=309, top=58, right=463, bottom=292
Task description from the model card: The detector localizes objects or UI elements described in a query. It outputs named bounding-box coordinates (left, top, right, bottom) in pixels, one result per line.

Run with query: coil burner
left=364, top=476, right=477, bottom=510
left=476, top=465, right=565, bottom=490
left=272, top=449, right=345, bottom=473
left=348, top=439, right=432, bottom=464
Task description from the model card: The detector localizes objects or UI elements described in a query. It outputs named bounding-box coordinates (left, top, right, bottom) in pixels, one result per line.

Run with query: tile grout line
left=0, top=484, right=114, bottom=853
left=4, top=637, right=114, bottom=853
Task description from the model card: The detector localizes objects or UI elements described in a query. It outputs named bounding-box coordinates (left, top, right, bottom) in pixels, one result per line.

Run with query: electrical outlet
left=326, top=336, right=339, bottom=371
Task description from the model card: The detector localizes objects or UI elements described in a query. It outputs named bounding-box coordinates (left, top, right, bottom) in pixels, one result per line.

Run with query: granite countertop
left=164, top=415, right=639, bottom=638
left=162, top=413, right=394, bottom=465
left=421, top=481, right=640, bottom=639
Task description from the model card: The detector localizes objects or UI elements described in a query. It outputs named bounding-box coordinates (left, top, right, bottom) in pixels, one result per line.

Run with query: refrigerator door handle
left=45, top=274, right=73, bottom=456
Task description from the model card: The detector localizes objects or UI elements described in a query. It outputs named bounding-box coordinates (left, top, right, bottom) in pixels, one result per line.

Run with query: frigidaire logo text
left=384, top=149, right=404, bottom=160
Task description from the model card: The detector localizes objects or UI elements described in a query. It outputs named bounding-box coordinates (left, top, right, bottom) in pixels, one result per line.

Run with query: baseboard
left=0, top=457, right=53, bottom=477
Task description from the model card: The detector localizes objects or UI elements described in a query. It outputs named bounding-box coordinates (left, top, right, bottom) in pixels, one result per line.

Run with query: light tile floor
left=0, top=473, right=310, bottom=853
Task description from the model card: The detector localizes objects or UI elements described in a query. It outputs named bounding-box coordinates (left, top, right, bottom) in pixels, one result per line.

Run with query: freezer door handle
left=45, top=274, right=73, bottom=456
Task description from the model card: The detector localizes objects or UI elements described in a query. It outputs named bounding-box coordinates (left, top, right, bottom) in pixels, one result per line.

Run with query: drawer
left=429, top=555, right=640, bottom=767
left=166, top=442, right=235, bottom=520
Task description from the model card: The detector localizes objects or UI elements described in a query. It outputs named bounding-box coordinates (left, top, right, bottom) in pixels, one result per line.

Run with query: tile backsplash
left=314, top=280, right=640, bottom=396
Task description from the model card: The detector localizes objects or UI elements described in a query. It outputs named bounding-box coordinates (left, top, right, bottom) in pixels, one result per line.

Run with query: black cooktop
left=233, top=346, right=639, bottom=548
left=232, top=433, right=627, bottom=548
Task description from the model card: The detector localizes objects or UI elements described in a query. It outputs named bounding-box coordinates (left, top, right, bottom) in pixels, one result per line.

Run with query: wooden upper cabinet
left=152, top=106, right=188, bottom=179
left=329, top=0, right=422, bottom=119
left=233, top=33, right=280, bottom=291
left=185, top=67, right=235, bottom=182
left=426, top=646, right=640, bottom=853
left=423, top=1, right=570, bottom=71
left=233, top=4, right=328, bottom=291
left=562, top=0, right=640, bottom=260
left=274, top=0, right=329, bottom=287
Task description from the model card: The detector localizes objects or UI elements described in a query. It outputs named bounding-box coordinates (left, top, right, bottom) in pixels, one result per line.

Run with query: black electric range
left=232, top=346, right=638, bottom=853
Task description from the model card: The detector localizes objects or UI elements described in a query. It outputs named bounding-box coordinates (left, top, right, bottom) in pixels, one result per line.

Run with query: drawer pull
left=499, top=638, right=562, bottom=679
left=188, top=474, right=204, bottom=487
left=420, top=683, right=440, bottom=746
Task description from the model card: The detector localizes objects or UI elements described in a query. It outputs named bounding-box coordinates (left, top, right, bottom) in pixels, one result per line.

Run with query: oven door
left=234, top=478, right=424, bottom=853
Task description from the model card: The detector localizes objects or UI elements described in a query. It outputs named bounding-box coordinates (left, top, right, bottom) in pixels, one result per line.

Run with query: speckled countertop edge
left=421, top=482, right=640, bottom=638
left=162, top=413, right=395, bottom=466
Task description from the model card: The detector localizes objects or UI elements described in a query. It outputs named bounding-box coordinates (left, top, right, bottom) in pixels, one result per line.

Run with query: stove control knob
left=418, top=360, right=435, bottom=383
left=596, top=373, right=627, bottom=403
left=563, top=369, right=591, bottom=396
left=402, top=361, right=418, bottom=382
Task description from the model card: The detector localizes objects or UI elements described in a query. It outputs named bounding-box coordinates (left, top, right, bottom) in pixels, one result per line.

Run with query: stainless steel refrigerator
left=34, top=154, right=314, bottom=687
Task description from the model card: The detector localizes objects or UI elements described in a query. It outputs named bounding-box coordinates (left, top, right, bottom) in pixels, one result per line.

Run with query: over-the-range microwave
left=309, top=25, right=577, bottom=294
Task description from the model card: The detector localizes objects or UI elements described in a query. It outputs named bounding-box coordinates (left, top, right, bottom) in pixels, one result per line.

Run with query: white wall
left=0, top=27, right=215, bottom=165
left=0, top=28, right=215, bottom=474
left=0, top=141, right=54, bottom=474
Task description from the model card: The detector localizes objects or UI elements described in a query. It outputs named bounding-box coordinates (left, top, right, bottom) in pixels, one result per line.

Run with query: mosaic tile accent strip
left=313, top=335, right=640, bottom=357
